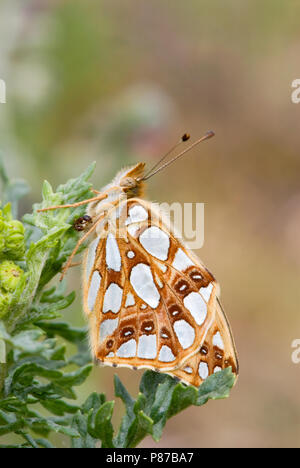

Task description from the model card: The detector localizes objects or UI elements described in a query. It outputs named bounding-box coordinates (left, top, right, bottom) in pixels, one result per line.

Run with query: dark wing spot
left=160, top=327, right=171, bottom=339
left=200, top=345, right=209, bottom=355
left=141, top=320, right=155, bottom=334
left=169, top=304, right=182, bottom=317
left=121, top=327, right=135, bottom=339
left=215, top=350, right=224, bottom=361
left=106, top=339, right=114, bottom=349
left=189, top=269, right=203, bottom=285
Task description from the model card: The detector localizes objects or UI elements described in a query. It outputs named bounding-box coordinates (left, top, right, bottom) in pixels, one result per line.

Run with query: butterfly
left=38, top=131, right=238, bottom=387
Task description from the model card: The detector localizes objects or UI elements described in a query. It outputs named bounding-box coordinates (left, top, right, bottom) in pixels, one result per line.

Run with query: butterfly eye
left=120, top=176, right=137, bottom=189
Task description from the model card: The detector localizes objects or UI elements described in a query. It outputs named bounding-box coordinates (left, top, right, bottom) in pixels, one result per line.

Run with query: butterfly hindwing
left=169, top=298, right=239, bottom=386
left=83, top=199, right=229, bottom=376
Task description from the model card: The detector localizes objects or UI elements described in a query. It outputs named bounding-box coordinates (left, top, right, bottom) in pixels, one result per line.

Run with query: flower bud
left=4, top=220, right=25, bottom=260
left=0, top=205, right=26, bottom=261
left=0, top=260, right=24, bottom=293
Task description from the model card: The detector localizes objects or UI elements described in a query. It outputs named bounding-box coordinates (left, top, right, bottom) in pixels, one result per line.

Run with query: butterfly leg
left=36, top=193, right=108, bottom=213
left=68, top=261, right=82, bottom=268
left=59, top=214, right=104, bottom=281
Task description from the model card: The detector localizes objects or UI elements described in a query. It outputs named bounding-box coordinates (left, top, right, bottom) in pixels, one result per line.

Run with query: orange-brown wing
left=82, top=198, right=228, bottom=372
left=169, top=299, right=239, bottom=387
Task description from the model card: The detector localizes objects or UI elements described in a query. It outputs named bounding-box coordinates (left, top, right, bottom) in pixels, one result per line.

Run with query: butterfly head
left=88, top=163, right=146, bottom=219
left=118, top=162, right=146, bottom=198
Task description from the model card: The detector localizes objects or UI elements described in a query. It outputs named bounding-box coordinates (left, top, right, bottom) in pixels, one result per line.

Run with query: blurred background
left=1, top=0, right=300, bottom=448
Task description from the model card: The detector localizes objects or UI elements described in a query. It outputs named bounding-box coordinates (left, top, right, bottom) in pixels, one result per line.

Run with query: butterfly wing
left=168, top=298, right=239, bottom=386
left=83, top=198, right=238, bottom=376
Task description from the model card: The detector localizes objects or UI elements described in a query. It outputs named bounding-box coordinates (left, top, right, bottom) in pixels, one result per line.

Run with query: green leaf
left=195, top=367, right=236, bottom=406
left=126, top=410, right=153, bottom=448
left=114, top=375, right=154, bottom=448
left=25, top=416, right=79, bottom=437
left=148, top=377, right=176, bottom=442
left=22, top=292, right=76, bottom=326
left=120, top=369, right=237, bottom=444
left=139, top=370, right=169, bottom=411
left=0, top=410, right=24, bottom=435
left=114, top=374, right=135, bottom=412
left=88, top=401, right=115, bottom=447
left=5, top=361, right=63, bottom=396
left=53, top=364, right=92, bottom=388
left=8, top=329, right=46, bottom=354
left=35, top=438, right=54, bottom=449
left=71, top=413, right=95, bottom=448
left=5, top=226, right=70, bottom=332
left=40, top=399, right=80, bottom=417
left=38, top=321, right=87, bottom=345
left=82, top=392, right=106, bottom=414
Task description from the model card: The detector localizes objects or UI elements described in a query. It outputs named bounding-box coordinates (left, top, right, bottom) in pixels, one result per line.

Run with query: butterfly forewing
left=83, top=198, right=227, bottom=375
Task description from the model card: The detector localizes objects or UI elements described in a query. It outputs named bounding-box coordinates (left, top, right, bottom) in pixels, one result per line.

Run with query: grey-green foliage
left=0, top=158, right=236, bottom=448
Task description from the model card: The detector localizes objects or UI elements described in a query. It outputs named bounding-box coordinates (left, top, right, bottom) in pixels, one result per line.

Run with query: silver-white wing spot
left=116, top=339, right=137, bottom=358
left=86, top=238, right=100, bottom=281
left=99, top=318, right=118, bottom=343
left=173, top=320, right=195, bottom=349
left=139, top=226, right=170, bottom=261
left=158, top=345, right=175, bottom=362
left=183, top=366, right=193, bottom=374
left=106, top=233, right=121, bottom=271
left=88, top=271, right=101, bottom=311
left=200, top=282, right=213, bottom=302
left=199, top=362, right=209, bottom=380
left=103, top=283, right=123, bottom=313
left=172, top=248, right=194, bottom=272
left=126, top=205, right=148, bottom=225
left=155, top=274, right=164, bottom=289
left=156, top=262, right=167, bottom=273
left=137, top=334, right=157, bottom=359
left=125, top=293, right=135, bottom=307
left=127, top=224, right=140, bottom=237
left=213, top=332, right=224, bottom=350
left=127, top=251, right=135, bottom=259
left=214, top=366, right=222, bottom=373
left=130, top=263, right=160, bottom=309
left=183, top=292, right=207, bottom=325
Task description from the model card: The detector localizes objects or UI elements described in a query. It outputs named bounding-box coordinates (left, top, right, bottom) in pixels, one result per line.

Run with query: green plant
left=0, top=159, right=236, bottom=448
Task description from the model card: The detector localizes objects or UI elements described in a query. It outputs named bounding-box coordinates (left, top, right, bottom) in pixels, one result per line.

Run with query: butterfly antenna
left=142, top=133, right=191, bottom=181
left=141, top=130, right=215, bottom=181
